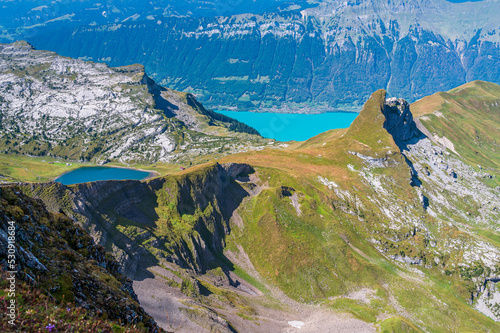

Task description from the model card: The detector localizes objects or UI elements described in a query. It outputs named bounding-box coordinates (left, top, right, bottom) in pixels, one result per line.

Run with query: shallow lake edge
left=54, top=165, right=158, bottom=184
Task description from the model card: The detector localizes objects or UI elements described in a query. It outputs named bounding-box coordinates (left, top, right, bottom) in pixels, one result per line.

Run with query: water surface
left=216, top=110, right=358, bottom=141
left=55, top=166, right=150, bottom=185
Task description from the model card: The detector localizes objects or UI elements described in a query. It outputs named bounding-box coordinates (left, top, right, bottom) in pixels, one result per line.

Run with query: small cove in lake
left=55, top=166, right=152, bottom=185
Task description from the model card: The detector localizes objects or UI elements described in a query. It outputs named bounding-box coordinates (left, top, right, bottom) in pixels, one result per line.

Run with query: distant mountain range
left=0, top=0, right=299, bottom=26
left=1, top=0, right=500, bottom=111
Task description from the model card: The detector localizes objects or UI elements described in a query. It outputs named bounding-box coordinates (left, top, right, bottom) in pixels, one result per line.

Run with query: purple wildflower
left=45, top=324, right=56, bottom=332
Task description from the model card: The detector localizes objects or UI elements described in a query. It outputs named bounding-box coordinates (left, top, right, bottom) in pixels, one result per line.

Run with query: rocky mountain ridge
left=0, top=41, right=271, bottom=165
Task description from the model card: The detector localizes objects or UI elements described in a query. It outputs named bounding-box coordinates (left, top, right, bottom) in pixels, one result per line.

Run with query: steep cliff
left=0, top=185, right=162, bottom=332
left=383, top=98, right=423, bottom=143
left=22, top=163, right=258, bottom=332
left=24, top=163, right=253, bottom=278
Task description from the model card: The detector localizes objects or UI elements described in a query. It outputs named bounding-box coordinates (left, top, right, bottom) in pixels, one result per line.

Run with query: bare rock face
left=383, top=97, right=422, bottom=143
left=0, top=42, right=268, bottom=164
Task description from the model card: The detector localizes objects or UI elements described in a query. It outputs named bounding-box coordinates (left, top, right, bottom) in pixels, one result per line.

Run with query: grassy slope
left=220, top=165, right=498, bottom=331
left=411, top=80, right=500, bottom=176
left=0, top=270, right=147, bottom=333
left=0, top=153, right=185, bottom=182
left=0, top=153, right=86, bottom=182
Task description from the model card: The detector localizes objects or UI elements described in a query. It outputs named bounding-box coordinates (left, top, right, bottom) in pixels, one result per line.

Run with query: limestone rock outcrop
left=383, top=97, right=423, bottom=143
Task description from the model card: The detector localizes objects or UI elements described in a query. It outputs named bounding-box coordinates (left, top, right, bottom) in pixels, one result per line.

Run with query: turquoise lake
left=55, top=167, right=151, bottom=185
left=215, top=111, right=359, bottom=142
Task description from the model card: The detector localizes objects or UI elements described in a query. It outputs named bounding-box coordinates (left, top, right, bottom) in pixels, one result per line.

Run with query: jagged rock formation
left=347, top=86, right=500, bottom=321
left=22, top=163, right=259, bottom=332
left=475, top=278, right=500, bottom=321
left=383, top=97, right=422, bottom=143
left=0, top=41, right=269, bottom=164
left=6, top=0, right=500, bottom=111
left=405, top=81, right=500, bottom=320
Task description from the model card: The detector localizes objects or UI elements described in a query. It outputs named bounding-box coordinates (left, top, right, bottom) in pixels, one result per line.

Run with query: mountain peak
left=344, top=89, right=398, bottom=153
left=346, top=89, right=387, bottom=136
left=343, top=89, right=424, bottom=156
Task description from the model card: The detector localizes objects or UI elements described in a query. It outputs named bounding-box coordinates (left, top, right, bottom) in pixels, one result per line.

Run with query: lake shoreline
left=214, top=109, right=360, bottom=115
left=52, top=165, right=161, bottom=186
left=53, top=165, right=159, bottom=182
left=211, top=106, right=362, bottom=114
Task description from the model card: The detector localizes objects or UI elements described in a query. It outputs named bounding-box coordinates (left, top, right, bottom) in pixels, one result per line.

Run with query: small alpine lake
left=215, top=110, right=359, bottom=141
left=55, top=166, right=151, bottom=185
